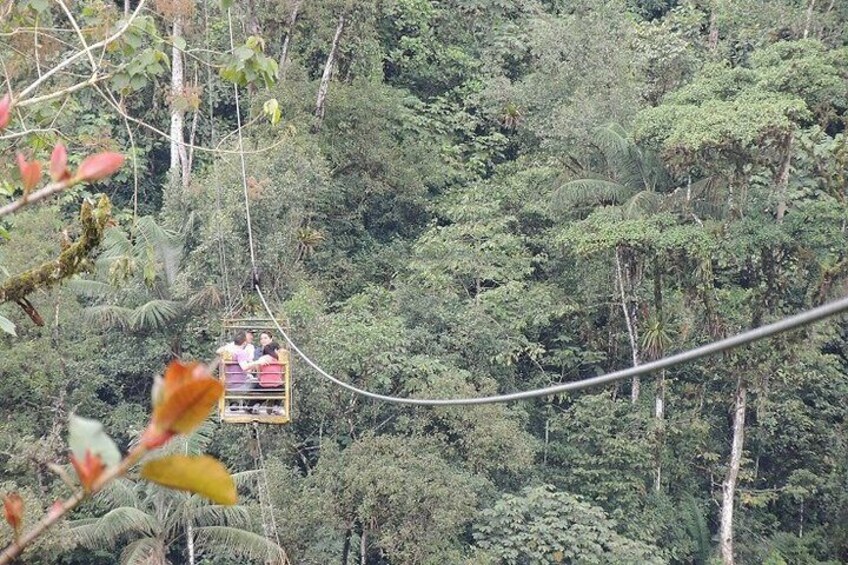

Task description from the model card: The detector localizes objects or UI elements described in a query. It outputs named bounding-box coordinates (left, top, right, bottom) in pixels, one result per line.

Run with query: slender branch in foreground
left=55, top=0, right=98, bottom=71
left=17, top=73, right=107, bottom=108
left=16, top=0, right=147, bottom=102
left=0, top=443, right=150, bottom=565
left=0, top=179, right=73, bottom=218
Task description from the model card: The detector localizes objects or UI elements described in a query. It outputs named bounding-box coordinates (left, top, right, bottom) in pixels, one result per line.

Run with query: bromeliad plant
left=0, top=361, right=232, bottom=564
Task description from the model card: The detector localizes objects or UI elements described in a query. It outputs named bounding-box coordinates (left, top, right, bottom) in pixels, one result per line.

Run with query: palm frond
left=71, top=507, right=159, bottom=549
left=191, top=504, right=252, bottom=529
left=129, top=299, right=182, bottom=331
left=96, top=478, right=142, bottom=510
left=66, top=278, right=117, bottom=298
left=186, top=284, right=223, bottom=311
left=135, top=217, right=178, bottom=256
left=623, top=190, right=663, bottom=219
left=162, top=419, right=217, bottom=456
left=83, top=304, right=134, bottom=329
left=99, top=227, right=134, bottom=262
left=194, top=526, right=289, bottom=565
left=552, top=179, right=634, bottom=210
left=232, top=470, right=262, bottom=491
left=120, top=536, right=167, bottom=565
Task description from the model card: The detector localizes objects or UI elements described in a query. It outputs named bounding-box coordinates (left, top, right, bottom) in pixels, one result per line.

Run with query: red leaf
left=50, top=143, right=70, bottom=182
left=3, top=492, right=23, bottom=538
left=75, top=152, right=125, bottom=182
left=16, top=153, right=41, bottom=192
left=69, top=450, right=105, bottom=493
left=0, top=94, right=10, bottom=130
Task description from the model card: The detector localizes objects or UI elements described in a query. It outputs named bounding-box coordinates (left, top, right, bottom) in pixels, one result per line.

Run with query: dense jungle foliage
left=2, top=0, right=848, bottom=563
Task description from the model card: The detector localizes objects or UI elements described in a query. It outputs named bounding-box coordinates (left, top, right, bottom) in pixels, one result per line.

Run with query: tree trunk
left=341, top=527, right=351, bottom=565
left=775, top=132, right=793, bottom=223
left=187, top=519, right=196, bottom=565
left=170, top=16, right=188, bottom=188
left=803, top=0, right=817, bottom=38
left=654, top=368, right=665, bottom=493
left=708, top=6, right=719, bottom=51
left=615, top=247, right=641, bottom=403
left=313, top=14, right=345, bottom=130
left=360, top=527, right=367, bottom=565
left=278, top=0, right=302, bottom=81
left=719, top=378, right=747, bottom=565
left=246, top=0, right=262, bottom=35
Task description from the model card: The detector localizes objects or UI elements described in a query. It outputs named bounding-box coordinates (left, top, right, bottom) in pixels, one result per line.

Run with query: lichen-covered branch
left=0, top=196, right=111, bottom=319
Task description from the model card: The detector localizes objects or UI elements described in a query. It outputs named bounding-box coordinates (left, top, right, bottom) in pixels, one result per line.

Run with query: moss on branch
left=0, top=196, right=112, bottom=309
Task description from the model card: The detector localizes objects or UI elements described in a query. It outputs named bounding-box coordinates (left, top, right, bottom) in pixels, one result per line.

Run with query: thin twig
left=0, top=180, right=73, bottom=218
left=55, top=0, right=98, bottom=71
left=93, top=84, right=287, bottom=156
left=16, top=0, right=147, bottom=102
left=0, top=444, right=150, bottom=565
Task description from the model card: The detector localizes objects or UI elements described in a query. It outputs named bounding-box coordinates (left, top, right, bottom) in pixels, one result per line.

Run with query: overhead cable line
left=223, top=31, right=848, bottom=406
left=255, top=286, right=848, bottom=406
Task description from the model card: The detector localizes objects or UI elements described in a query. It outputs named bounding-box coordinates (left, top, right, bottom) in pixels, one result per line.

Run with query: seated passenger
left=245, top=342, right=281, bottom=370
left=217, top=331, right=253, bottom=390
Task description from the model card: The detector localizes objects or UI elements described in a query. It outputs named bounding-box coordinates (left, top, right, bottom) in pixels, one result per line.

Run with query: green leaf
left=141, top=455, right=237, bottom=505
left=263, top=99, right=282, bottom=125
left=173, top=36, right=186, bottom=51
left=219, top=0, right=234, bottom=9
left=69, top=414, right=121, bottom=468
left=0, top=314, right=15, bottom=336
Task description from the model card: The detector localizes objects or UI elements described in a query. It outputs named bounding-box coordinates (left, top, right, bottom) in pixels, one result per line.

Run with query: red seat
left=258, top=362, right=285, bottom=387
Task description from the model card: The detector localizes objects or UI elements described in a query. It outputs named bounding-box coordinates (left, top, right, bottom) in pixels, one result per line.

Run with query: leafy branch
left=0, top=361, right=233, bottom=564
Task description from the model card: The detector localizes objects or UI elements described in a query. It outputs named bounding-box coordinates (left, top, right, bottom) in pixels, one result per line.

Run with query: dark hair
left=233, top=331, right=247, bottom=346
left=260, top=331, right=273, bottom=339
left=262, top=342, right=280, bottom=359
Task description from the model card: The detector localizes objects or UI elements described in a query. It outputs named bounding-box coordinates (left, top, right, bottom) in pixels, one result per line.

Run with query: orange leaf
left=0, top=94, right=10, bottom=130
left=16, top=153, right=41, bottom=192
left=141, top=454, right=237, bottom=505
left=3, top=492, right=23, bottom=538
left=152, top=378, right=223, bottom=435
left=69, top=450, right=105, bottom=493
left=49, top=142, right=70, bottom=181
left=162, top=361, right=209, bottom=397
left=76, top=152, right=125, bottom=182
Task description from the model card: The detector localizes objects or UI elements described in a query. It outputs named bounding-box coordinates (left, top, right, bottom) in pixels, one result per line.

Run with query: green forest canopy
left=2, top=0, right=848, bottom=563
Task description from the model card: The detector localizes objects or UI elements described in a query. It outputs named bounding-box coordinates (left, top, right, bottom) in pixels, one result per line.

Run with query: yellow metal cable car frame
left=218, top=318, right=292, bottom=425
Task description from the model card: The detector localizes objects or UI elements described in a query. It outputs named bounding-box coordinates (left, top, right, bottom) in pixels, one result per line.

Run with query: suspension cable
left=227, top=9, right=258, bottom=272
left=252, top=422, right=288, bottom=565
left=255, top=285, right=848, bottom=405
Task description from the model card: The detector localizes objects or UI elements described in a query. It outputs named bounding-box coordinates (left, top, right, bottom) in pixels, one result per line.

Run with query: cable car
left=218, top=318, right=292, bottom=425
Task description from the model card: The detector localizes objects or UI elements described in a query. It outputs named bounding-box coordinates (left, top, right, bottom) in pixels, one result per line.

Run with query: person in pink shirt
left=217, top=331, right=254, bottom=390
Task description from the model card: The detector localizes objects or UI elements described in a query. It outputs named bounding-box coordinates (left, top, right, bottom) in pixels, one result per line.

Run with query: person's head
left=233, top=331, right=247, bottom=346
left=245, top=331, right=254, bottom=344
left=263, top=342, right=280, bottom=359
left=259, top=332, right=273, bottom=347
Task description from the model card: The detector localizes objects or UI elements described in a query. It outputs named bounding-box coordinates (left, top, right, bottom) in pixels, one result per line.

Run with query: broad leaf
left=141, top=455, right=237, bottom=505
left=0, top=314, right=15, bottom=336
left=69, top=414, right=121, bottom=468
left=152, top=379, right=223, bottom=434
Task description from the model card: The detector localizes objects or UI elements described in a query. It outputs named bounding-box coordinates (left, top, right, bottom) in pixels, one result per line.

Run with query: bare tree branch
left=16, top=0, right=147, bottom=103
